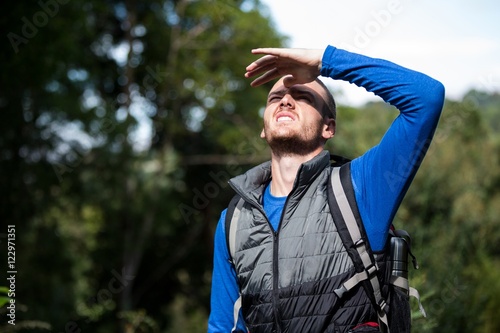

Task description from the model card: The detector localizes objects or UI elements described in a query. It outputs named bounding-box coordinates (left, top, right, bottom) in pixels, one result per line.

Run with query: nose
left=280, top=93, right=295, bottom=108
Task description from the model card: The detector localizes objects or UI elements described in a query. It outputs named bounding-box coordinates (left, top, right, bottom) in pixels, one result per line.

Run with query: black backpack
left=225, top=158, right=425, bottom=333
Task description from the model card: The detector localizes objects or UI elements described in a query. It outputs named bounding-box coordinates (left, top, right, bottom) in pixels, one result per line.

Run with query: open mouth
left=275, top=111, right=296, bottom=123
left=277, top=115, right=293, bottom=122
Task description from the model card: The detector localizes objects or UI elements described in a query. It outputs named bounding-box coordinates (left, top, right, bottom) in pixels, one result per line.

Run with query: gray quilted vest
left=227, top=151, right=376, bottom=333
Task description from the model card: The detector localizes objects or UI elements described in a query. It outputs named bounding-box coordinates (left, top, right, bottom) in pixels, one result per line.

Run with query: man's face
left=261, top=78, right=335, bottom=156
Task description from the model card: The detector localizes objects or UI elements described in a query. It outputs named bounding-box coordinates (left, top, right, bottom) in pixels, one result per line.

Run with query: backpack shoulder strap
left=224, top=194, right=246, bottom=333
left=328, top=163, right=390, bottom=333
left=225, top=194, right=245, bottom=264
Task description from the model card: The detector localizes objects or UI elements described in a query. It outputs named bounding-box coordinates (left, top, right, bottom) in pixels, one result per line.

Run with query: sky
left=259, top=0, right=500, bottom=106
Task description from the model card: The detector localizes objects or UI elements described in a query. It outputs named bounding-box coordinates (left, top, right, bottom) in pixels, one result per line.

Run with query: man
left=208, top=46, right=445, bottom=333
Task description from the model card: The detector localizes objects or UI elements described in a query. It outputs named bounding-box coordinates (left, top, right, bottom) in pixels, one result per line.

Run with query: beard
left=263, top=123, right=324, bottom=157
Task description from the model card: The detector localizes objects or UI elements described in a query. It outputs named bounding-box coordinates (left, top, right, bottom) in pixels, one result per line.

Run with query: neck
left=269, top=148, right=324, bottom=196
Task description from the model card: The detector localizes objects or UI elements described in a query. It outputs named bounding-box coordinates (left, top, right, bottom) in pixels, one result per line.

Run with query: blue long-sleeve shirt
left=208, top=46, right=445, bottom=332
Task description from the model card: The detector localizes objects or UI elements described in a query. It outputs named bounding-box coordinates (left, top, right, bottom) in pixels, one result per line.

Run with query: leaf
left=0, top=296, right=11, bottom=308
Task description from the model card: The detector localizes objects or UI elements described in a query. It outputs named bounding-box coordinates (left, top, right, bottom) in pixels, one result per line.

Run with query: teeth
left=277, top=116, right=293, bottom=122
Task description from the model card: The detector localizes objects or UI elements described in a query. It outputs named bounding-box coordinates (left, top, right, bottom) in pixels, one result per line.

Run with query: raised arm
left=245, top=46, right=445, bottom=251
left=320, top=46, right=445, bottom=251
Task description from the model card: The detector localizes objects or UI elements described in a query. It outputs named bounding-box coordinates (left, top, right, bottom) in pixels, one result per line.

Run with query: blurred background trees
left=330, top=92, right=500, bottom=333
left=1, top=0, right=283, bottom=331
left=0, top=1, right=499, bottom=332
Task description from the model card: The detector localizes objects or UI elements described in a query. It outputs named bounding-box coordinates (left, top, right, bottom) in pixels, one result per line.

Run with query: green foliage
left=330, top=94, right=500, bottom=333
left=327, top=101, right=399, bottom=158
left=0, top=286, right=10, bottom=308
left=119, top=309, right=160, bottom=333
left=1, top=0, right=284, bottom=331
left=398, top=95, right=500, bottom=332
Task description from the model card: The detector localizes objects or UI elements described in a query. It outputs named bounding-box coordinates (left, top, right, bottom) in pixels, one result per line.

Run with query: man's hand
left=244, top=48, right=323, bottom=87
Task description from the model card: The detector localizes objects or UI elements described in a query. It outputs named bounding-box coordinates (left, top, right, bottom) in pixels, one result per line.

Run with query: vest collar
left=229, top=150, right=331, bottom=207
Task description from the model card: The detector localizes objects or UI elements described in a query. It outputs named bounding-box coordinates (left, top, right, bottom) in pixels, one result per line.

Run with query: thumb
left=282, top=75, right=297, bottom=88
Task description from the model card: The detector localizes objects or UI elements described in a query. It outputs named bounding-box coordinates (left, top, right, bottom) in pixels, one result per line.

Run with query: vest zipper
left=255, top=205, right=282, bottom=333
left=253, top=199, right=287, bottom=333
left=272, top=230, right=281, bottom=333
left=271, top=193, right=291, bottom=333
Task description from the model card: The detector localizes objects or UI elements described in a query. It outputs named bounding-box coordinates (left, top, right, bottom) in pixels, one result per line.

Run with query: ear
left=322, top=118, right=336, bottom=140
left=260, top=128, right=265, bottom=139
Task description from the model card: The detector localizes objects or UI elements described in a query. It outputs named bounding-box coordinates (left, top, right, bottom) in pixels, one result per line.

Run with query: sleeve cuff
left=320, top=45, right=338, bottom=78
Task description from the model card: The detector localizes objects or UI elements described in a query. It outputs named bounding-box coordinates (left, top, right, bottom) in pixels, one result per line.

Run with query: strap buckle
left=365, top=262, right=378, bottom=278
left=377, top=299, right=389, bottom=314
left=354, top=238, right=365, bottom=248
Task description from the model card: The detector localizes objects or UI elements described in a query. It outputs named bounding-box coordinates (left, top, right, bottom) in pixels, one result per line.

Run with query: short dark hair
left=314, top=78, right=337, bottom=120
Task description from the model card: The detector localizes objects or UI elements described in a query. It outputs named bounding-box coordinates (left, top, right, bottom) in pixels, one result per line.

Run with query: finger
left=245, top=55, right=277, bottom=72
left=251, top=48, right=288, bottom=56
left=250, top=68, right=281, bottom=87
left=245, top=62, right=276, bottom=78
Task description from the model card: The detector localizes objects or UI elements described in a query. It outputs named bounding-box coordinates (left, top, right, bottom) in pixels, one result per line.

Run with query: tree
left=329, top=93, right=500, bottom=332
left=1, top=0, right=285, bottom=331
left=398, top=95, right=500, bottom=332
